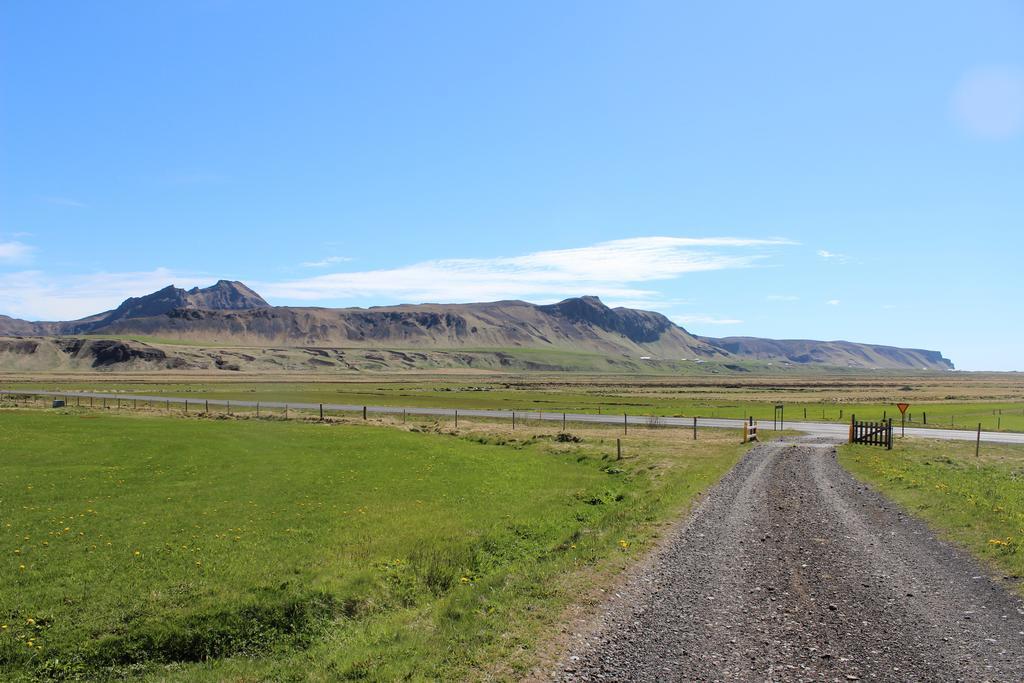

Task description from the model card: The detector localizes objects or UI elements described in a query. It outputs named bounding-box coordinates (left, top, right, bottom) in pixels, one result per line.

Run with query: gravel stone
left=556, top=438, right=1024, bottom=682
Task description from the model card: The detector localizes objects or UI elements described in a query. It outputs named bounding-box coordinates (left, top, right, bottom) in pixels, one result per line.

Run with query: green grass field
left=1, top=408, right=745, bottom=681
left=839, top=439, right=1024, bottom=588
left=7, top=379, right=1024, bottom=432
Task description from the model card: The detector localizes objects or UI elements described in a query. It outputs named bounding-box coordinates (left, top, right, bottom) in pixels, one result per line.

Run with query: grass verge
left=1, top=408, right=747, bottom=681
left=839, top=439, right=1024, bottom=589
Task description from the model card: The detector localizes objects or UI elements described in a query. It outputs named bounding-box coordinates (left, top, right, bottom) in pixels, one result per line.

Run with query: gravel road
left=557, top=437, right=1024, bottom=682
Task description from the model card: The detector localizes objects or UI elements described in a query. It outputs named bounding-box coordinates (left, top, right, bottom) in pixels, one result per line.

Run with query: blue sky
left=1, top=1, right=1022, bottom=370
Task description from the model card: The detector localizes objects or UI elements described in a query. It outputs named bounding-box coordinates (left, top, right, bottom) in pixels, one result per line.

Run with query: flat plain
left=4, top=370, right=1023, bottom=431
left=1, top=406, right=746, bottom=681
left=4, top=370, right=1024, bottom=681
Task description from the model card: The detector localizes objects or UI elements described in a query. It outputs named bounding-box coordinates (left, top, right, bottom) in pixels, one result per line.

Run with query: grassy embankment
left=840, top=439, right=1024, bottom=588
left=1, top=406, right=747, bottom=681
left=7, top=378, right=1024, bottom=432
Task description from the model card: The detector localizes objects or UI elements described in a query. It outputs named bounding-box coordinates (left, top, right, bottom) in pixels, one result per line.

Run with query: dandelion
left=460, top=576, right=470, bottom=583
left=18, top=564, right=25, bottom=571
left=25, top=618, right=34, bottom=626
left=618, top=539, right=630, bottom=550
left=133, top=550, right=141, bottom=556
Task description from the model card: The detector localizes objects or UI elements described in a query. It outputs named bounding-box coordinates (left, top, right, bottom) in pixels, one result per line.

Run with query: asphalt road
left=557, top=438, right=1024, bottom=681
left=3, top=389, right=1022, bottom=445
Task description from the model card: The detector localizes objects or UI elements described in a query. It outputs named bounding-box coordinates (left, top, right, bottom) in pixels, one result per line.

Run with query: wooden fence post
left=693, top=416, right=697, bottom=440
left=976, top=423, right=981, bottom=457
left=616, top=438, right=621, bottom=460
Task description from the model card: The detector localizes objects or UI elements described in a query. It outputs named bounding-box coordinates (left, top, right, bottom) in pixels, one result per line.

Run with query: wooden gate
left=741, top=418, right=759, bottom=443
left=849, top=416, right=892, bottom=450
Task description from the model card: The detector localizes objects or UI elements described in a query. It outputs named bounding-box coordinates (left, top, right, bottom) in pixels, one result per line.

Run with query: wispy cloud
left=953, top=66, right=1024, bottom=140
left=0, top=241, right=34, bottom=265
left=0, top=268, right=211, bottom=321
left=39, top=196, right=88, bottom=208
left=301, top=256, right=353, bottom=268
left=260, top=236, right=795, bottom=304
left=817, top=249, right=846, bottom=261
left=0, top=236, right=795, bottom=321
left=826, top=299, right=841, bottom=306
left=673, top=315, right=744, bottom=325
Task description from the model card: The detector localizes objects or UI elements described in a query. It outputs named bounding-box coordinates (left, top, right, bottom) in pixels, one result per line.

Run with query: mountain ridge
left=0, top=282, right=954, bottom=371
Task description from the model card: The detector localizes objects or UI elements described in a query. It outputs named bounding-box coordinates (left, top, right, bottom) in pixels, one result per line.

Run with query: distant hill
left=0, top=281, right=954, bottom=372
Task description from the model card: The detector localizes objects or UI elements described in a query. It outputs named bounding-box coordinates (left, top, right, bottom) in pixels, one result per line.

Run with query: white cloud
left=0, top=236, right=795, bottom=321
left=953, top=67, right=1024, bottom=140
left=673, top=315, right=744, bottom=325
left=817, top=249, right=845, bottom=260
left=301, top=256, right=353, bottom=268
left=259, top=236, right=795, bottom=303
left=0, top=268, right=212, bottom=321
left=826, top=299, right=841, bottom=306
left=0, top=241, right=34, bottom=264
left=766, top=294, right=799, bottom=301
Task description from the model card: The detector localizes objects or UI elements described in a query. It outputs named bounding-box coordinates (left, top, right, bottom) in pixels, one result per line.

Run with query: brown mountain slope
left=703, top=336, right=952, bottom=371
left=85, top=296, right=724, bottom=359
left=0, top=283, right=954, bottom=370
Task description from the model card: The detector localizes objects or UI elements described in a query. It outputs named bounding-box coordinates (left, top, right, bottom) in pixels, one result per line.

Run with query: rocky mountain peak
left=185, top=280, right=269, bottom=311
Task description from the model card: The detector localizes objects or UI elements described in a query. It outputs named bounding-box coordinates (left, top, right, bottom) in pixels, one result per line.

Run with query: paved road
left=3, top=389, right=1023, bottom=445
left=557, top=437, right=1024, bottom=681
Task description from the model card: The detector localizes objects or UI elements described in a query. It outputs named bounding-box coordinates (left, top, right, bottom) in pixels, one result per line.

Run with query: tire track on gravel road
left=557, top=437, right=1024, bottom=682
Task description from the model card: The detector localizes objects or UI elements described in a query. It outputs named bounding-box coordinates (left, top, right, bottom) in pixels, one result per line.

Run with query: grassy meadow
left=5, top=375, right=1024, bottom=432
left=1, top=406, right=747, bottom=681
left=840, top=439, right=1024, bottom=588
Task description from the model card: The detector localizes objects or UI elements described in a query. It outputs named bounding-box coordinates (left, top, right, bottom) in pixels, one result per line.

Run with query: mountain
left=0, top=282, right=954, bottom=371
left=704, top=336, right=952, bottom=371
left=105, top=281, right=268, bottom=323
left=6, top=280, right=268, bottom=336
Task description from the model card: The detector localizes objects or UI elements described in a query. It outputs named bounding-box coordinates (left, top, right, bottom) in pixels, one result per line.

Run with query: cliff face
left=0, top=285, right=955, bottom=370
